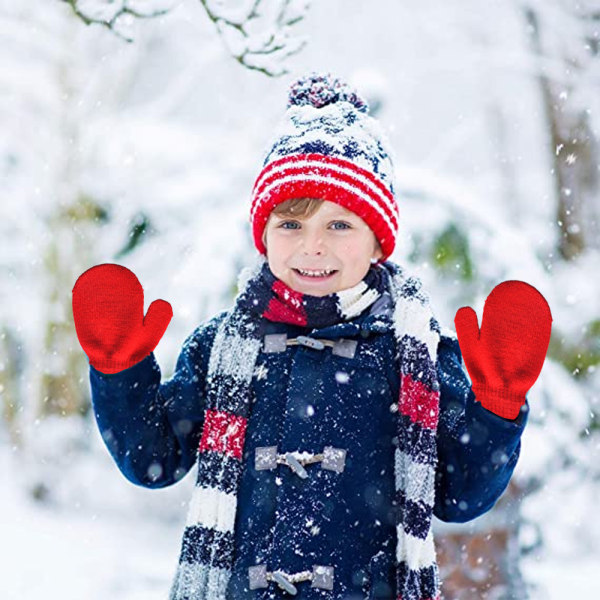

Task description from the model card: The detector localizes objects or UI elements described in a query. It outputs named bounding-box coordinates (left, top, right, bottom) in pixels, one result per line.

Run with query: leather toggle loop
left=248, top=564, right=334, bottom=593
left=254, top=446, right=347, bottom=476
left=263, top=334, right=357, bottom=358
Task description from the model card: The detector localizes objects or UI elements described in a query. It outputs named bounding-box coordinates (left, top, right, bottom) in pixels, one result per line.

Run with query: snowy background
left=1, top=1, right=599, bottom=598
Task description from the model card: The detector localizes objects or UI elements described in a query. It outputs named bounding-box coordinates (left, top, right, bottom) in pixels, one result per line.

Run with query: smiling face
left=263, top=198, right=383, bottom=297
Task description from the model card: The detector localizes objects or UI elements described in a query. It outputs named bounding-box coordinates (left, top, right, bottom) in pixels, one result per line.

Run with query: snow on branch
left=63, top=0, right=310, bottom=76
left=62, top=0, right=174, bottom=43
left=199, top=0, right=310, bottom=77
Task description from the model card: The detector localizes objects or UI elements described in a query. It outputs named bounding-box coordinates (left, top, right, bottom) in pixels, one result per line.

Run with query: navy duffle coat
left=89, top=297, right=529, bottom=599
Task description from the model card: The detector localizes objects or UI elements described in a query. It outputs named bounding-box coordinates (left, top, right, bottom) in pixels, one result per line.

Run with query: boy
left=72, top=72, right=552, bottom=599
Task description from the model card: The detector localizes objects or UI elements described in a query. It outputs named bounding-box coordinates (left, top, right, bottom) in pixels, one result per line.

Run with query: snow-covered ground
left=3, top=482, right=175, bottom=599
left=523, top=557, right=600, bottom=600
left=2, top=422, right=186, bottom=599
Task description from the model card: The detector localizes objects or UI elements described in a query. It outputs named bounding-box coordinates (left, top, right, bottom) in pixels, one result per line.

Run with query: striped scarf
left=168, top=255, right=442, bottom=600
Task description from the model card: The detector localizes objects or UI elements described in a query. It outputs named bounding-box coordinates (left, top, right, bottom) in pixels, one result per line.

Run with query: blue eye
left=278, top=221, right=350, bottom=230
left=331, top=221, right=351, bottom=230
left=280, top=221, right=300, bottom=229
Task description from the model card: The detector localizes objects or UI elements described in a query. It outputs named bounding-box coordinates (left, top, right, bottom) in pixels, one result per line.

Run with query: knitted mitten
left=454, top=280, right=552, bottom=420
left=72, top=263, right=173, bottom=374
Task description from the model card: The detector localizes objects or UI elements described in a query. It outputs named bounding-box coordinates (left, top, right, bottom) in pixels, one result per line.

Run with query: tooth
left=297, top=268, right=336, bottom=277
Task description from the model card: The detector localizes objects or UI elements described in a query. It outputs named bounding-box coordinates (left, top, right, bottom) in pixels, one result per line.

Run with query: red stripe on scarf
left=398, top=373, right=440, bottom=430
left=198, top=409, right=247, bottom=459
left=263, top=280, right=308, bottom=326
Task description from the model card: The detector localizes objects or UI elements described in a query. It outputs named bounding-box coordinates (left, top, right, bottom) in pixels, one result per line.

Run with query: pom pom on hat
left=250, top=71, right=399, bottom=262
left=287, top=72, right=369, bottom=113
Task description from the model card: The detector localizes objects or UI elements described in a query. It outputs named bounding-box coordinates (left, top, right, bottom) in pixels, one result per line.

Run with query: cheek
left=264, top=229, right=278, bottom=251
left=265, top=235, right=292, bottom=265
left=339, top=237, right=370, bottom=257
left=266, top=234, right=283, bottom=253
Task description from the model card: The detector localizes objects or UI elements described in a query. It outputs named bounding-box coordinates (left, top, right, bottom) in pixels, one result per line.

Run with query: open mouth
left=293, top=268, right=338, bottom=281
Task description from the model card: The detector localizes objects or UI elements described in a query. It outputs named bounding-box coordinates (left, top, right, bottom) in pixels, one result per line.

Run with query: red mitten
left=454, top=281, right=552, bottom=420
left=72, top=264, right=173, bottom=374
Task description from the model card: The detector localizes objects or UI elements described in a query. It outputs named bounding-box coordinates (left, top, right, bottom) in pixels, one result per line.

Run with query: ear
left=372, top=240, right=383, bottom=261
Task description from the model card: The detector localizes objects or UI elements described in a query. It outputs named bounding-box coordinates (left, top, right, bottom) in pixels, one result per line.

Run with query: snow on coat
left=89, top=300, right=528, bottom=599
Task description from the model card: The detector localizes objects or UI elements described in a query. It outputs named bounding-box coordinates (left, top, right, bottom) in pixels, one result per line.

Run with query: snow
left=334, top=371, right=349, bottom=384
left=1, top=433, right=186, bottom=599
left=1, top=0, right=599, bottom=597
left=523, top=556, right=600, bottom=600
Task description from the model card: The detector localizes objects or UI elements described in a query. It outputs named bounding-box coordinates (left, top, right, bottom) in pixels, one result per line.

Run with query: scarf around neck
left=236, top=258, right=388, bottom=329
left=169, top=254, right=442, bottom=600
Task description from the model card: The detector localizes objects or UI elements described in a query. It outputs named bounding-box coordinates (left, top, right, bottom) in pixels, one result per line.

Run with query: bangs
left=271, top=198, right=324, bottom=219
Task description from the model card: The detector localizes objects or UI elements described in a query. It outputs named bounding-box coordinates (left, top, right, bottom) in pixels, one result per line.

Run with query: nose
left=301, top=229, right=325, bottom=255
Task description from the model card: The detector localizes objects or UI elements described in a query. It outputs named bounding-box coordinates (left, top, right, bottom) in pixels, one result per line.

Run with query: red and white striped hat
left=249, top=72, right=400, bottom=262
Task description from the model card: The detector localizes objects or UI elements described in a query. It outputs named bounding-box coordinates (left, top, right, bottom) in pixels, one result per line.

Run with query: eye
left=331, top=221, right=351, bottom=230
left=279, top=221, right=300, bottom=230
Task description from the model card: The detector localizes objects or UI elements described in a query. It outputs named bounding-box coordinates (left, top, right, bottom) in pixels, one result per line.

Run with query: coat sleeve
left=88, top=311, right=226, bottom=489
left=433, top=333, right=529, bottom=523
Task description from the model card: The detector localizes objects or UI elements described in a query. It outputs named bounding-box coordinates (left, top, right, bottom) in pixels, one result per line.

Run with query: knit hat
left=249, top=71, right=400, bottom=262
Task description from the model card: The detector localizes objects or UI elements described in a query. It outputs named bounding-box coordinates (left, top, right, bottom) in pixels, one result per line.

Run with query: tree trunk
left=0, top=326, right=24, bottom=448
left=36, top=19, right=94, bottom=420
left=523, top=6, right=599, bottom=261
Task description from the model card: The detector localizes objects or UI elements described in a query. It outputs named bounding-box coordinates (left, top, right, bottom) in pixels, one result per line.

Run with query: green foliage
left=431, top=224, right=474, bottom=281
left=62, top=194, right=109, bottom=224
left=115, top=212, right=150, bottom=258
left=548, top=320, right=600, bottom=379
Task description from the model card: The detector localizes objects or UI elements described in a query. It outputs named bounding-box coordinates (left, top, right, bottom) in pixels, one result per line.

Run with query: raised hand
left=454, top=281, right=552, bottom=420
left=72, top=263, right=173, bottom=374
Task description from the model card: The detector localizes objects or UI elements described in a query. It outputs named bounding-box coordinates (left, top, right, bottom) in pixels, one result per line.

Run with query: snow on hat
left=249, top=71, right=400, bottom=262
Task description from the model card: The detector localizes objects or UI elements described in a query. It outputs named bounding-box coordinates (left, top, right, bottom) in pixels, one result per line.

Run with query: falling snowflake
left=254, top=363, right=269, bottom=381
left=335, top=371, right=350, bottom=384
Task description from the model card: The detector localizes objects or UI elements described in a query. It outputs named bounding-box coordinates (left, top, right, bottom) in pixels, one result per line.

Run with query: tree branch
left=62, top=0, right=172, bottom=43
left=199, top=0, right=310, bottom=77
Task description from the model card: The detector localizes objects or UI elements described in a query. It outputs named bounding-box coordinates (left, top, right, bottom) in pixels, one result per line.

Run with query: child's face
left=264, top=200, right=383, bottom=297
